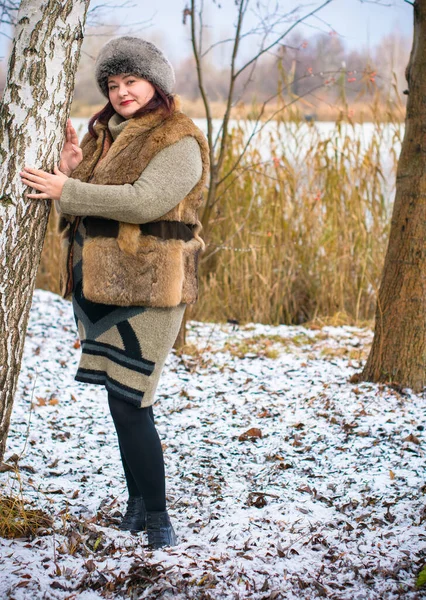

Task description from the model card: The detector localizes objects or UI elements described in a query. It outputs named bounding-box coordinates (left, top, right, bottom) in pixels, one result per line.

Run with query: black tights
left=107, top=392, right=166, bottom=511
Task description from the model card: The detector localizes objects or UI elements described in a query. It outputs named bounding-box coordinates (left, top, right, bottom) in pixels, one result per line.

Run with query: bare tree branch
left=215, top=0, right=249, bottom=181
left=360, top=0, right=392, bottom=5
left=0, top=0, right=147, bottom=31
left=189, top=1, right=215, bottom=156
left=234, top=0, right=333, bottom=80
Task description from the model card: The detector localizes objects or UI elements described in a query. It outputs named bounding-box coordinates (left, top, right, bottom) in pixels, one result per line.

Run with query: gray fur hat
left=95, top=36, right=175, bottom=97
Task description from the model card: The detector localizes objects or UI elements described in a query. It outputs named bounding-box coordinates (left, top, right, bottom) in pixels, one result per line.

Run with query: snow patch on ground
left=0, top=289, right=425, bottom=599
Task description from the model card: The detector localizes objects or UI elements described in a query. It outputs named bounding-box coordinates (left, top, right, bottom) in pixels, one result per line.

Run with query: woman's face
left=107, top=73, right=156, bottom=118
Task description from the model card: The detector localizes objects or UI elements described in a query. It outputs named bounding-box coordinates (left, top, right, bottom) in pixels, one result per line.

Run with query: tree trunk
left=360, top=1, right=426, bottom=392
left=0, top=0, right=90, bottom=463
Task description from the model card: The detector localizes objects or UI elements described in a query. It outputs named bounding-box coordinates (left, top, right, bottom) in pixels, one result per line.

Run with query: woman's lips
left=120, top=100, right=133, bottom=105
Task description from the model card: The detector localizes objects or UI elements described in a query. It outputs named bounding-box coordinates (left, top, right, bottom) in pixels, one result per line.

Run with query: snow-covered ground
left=0, top=289, right=425, bottom=599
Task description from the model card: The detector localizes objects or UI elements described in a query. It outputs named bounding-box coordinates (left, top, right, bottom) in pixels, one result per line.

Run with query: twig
left=18, top=367, right=38, bottom=461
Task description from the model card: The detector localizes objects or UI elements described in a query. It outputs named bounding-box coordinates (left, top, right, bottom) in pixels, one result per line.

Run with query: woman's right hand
left=59, top=118, right=83, bottom=176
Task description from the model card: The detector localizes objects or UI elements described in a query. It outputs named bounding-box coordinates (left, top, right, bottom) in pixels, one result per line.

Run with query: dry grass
left=71, top=96, right=405, bottom=123
left=0, top=461, right=53, bottom=540
left=222, top=337, right=281, bottom=359
left=181, top=96, right=405, bottom=123
left=191, top=99, right=400, bottom=325
left=0, top=493, right=53, bottom=539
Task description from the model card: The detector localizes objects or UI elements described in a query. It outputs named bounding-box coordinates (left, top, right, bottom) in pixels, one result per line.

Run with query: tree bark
left=0, top=0, right=90, bottom=462
left=360, top=0, right=426, bottom=392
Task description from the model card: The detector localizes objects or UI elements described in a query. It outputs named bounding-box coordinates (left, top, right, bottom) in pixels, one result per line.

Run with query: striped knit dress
left=65, top=114, right=201, bottom=408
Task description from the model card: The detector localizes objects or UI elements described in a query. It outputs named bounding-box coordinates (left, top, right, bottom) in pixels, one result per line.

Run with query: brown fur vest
left=58, top=105, right=210, bottom=307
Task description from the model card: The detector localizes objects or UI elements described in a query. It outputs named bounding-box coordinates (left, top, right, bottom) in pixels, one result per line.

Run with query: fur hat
left=95, top=36, right=175, bottom=97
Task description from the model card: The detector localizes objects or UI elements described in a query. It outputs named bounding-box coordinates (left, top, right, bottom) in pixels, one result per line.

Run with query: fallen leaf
left=85, top=559, right=96, bottom=573
left=258, top=409, right=272, bottom=418
left=404, top=433, right=421, bottom=445
left=239, top=428, right=262, bottom=441
left=246, top=492, right=267, bottom=508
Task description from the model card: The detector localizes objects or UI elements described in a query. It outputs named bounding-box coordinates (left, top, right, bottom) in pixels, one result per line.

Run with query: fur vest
left=58, top=105, right=210, bottom=307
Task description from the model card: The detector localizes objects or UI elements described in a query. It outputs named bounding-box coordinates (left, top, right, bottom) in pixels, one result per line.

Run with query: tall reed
left=192, top=103, right=401, bottom=325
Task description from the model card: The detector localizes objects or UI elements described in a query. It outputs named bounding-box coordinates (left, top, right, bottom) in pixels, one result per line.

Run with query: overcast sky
left=95, top=0, right=413, bottom=60
left=0, top=0, right=413, bottom=66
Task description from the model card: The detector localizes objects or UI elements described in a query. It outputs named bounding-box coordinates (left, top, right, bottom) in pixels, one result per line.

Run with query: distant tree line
left=0, top=26, right=410, bottom=109
left=174, top=29, right=410, bottom=105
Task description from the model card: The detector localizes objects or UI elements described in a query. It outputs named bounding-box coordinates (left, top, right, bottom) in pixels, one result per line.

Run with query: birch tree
left=0, top=0, right=90, bottom=463
left=360, top=0, right=426, bottom=393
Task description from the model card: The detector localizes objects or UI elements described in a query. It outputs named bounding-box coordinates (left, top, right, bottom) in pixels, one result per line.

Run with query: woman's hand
left=59, top=118, right=83, bottom=176
left=19, top=165, right=68, bottom=201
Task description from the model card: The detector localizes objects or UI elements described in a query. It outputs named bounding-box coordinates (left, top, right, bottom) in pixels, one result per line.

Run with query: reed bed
left=192, top=110, right=401, bottom=325
left=36, top=103, right=402, bottom=326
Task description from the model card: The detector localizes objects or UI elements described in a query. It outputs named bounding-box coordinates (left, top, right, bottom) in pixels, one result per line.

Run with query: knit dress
left=58, top=113, right=203, bottom=408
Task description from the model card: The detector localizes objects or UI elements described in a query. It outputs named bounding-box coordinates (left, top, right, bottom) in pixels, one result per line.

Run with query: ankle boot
left=118, top=496, right=146, bottom=531
left=146, top=510, right=177, bottom=549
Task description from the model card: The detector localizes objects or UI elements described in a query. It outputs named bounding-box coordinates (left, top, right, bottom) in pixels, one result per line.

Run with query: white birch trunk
left=0, top=0, right=90, bottom=462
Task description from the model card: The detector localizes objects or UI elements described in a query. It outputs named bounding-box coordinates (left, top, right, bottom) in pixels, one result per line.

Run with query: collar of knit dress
left=108, top=112, right=129, bottom=141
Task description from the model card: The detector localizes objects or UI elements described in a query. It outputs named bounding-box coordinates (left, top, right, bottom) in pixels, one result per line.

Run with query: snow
left=0, top=289, right=425, bottom=599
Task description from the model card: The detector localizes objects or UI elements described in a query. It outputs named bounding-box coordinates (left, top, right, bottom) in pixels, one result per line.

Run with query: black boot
left=118, top=496, right=146, bottom=531
left=146, top=511, right=177, bottom=549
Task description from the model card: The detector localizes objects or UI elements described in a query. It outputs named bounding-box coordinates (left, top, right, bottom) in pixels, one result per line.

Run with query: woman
left=19, top=37, right=209, bottom=549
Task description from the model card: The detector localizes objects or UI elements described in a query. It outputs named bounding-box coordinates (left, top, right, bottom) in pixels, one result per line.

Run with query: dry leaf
left=246, top=492, right=267, bottom=508
left=85, top=559, right=96, bottom=573
left=404, top=433, right=421, bottom=445
left=258, top=409, right=272, bottom=418
left=239, top=427, right=262, bottom=441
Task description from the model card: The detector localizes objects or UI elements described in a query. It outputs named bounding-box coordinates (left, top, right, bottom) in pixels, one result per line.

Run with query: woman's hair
left=88, top=80, right=176, bottom=138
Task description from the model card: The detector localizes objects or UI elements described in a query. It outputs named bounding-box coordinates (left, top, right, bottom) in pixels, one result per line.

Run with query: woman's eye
left=127, top=80, right=135, bottom=84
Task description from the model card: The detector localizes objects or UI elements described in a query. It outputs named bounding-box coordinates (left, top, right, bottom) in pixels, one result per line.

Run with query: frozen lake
left=71, top=116, right=404, bottom=197
left=71, top=117, right=404, bottom=159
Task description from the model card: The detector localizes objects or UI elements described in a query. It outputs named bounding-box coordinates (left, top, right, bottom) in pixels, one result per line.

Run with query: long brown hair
left=88, top=82, right=176, bottom=138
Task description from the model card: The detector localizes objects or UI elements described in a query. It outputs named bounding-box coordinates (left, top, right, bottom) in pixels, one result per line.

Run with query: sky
left=91, top=0, right=413, bottom=60
left=0, top=0, right=414, bottom=66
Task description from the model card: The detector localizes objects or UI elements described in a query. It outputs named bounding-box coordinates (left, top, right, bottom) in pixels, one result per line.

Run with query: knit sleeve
left=57, top=136, right=203, bottom=223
